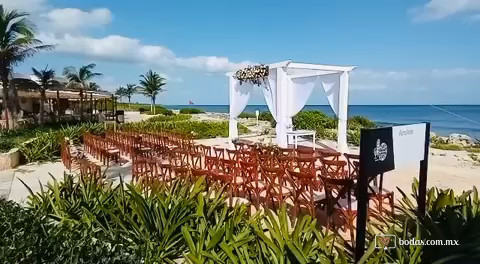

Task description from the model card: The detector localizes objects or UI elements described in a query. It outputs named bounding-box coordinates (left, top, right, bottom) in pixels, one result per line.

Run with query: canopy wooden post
left=79, top=89, right=84, bottom=122
left=94, top=99, right=97, bottom=122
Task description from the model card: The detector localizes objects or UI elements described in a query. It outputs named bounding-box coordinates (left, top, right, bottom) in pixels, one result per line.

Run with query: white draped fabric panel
left=320, top=73, right=341, bottom=116
left=262, top=68, right=278, bottom=121
left=229, top=78, right=253, bottom=139
left=286, top=76, right=317, bottom=118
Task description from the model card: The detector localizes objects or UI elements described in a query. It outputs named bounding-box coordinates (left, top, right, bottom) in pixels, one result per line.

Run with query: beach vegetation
left=431, top=143, right=463, bottom=151
left=138, top=70, right=166, bottom=115
left=0, top=5, right=54, bottom=129
left=238, top=112, right=256, bottom=119
left=179, top=108, right=205, bottom=114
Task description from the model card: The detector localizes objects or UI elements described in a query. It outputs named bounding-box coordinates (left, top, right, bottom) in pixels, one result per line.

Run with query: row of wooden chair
left=83, top=133, right=121, bottom=165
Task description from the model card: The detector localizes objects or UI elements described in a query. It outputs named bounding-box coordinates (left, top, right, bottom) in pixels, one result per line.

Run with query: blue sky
left=4, top=0, right=480, bottom=105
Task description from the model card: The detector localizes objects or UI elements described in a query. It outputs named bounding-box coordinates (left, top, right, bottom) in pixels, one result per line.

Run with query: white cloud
left=1, top=0, right=47, bottom=13
left=41, top=8, right=112, bottom=32
left=160, top=74, right=183, bottom=83
left=39, top=33, right=252, bottom=72
left=431, top=67, right=480, bottom=77
left=410, top=0, right=480, bottom=21
left=4, top=0, right=252, bottom=73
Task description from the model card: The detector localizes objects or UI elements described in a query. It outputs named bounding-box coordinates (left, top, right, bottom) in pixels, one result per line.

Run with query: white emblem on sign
left=373, top=139, right=388, bottom=162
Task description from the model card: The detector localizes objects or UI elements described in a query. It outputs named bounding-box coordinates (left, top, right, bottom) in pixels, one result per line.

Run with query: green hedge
left=120, top=120, right=249, bottom=139
left=179, top=108, right=205, bottom=114
left=111, top=102, right=174, bottom=116
left=292, top=110, right=375, bottom=146
left=147, top=114, right=192, bottom=123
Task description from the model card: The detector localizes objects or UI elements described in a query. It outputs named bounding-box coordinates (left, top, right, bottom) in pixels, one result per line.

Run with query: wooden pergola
left=0, top=78, right=117, bottom=123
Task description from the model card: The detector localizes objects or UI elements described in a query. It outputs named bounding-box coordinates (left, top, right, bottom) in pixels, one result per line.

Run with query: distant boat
left=189, top=100, right=194, bottom=105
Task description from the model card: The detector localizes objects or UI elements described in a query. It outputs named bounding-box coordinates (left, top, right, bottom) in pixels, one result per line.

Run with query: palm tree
left=0, top=5, right=53, bottom=129
left=138, top=70, right=166, bottom=114
left=87, top=82, right=100, bottom=91
left=115, top=86, right=126, bottom=102
left=63, top=63, right=102, bottom=121
left=123, top=84, right=137, bottom=108
left=31, top=65, right=55, bottom=124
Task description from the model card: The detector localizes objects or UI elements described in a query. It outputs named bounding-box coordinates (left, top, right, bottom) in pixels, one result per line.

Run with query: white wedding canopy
left=228, top=60, right=355, bottom=153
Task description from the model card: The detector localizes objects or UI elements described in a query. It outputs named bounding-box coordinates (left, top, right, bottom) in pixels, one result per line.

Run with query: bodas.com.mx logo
left=375, top=234, right=396, bottom=250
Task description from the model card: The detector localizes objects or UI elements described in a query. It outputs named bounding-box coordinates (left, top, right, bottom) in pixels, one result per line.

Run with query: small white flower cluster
left=234, top=65, right=269, bottom=86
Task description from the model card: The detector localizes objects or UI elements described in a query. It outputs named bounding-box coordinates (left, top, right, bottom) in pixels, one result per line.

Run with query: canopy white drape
left=228, top=61, right=353, bottom=152
left=228, top=78, right=253, bottom=139
left=262, top=69, right=278, bottom=121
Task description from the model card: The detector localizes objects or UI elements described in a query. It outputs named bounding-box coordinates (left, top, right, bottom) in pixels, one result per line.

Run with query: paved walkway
left=0, top=159, right=133, bottom=204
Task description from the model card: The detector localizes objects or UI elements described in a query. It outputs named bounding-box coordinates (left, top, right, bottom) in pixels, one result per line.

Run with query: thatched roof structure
left=0, top=78, right=112, bottom=100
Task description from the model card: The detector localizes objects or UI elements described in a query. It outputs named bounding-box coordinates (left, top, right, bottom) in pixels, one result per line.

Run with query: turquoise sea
left=166, top=105, right=480, bottom=139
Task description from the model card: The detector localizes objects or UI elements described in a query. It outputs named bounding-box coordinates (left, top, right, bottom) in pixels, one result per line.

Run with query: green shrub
left=347, top=129, right=361, bottom=146
left=293, top=110, right=337, bottom=130
left=363, top=180, right=480, bottom=263
left=18, top=123, right=105, bottom=163
left=23, top=174, right=349, bottom=263
left=0, top=138, right=15, bottom=153
left=0, top=197, right=139, bottom=263
left=348, top=116, right=376, bottom=130
left=179, top=108, right=205, bottom=114
left=291, top=111, right=374, bottom=146
left=147, top=114, right=192, bottom=123
left=120, top=120, right=249, bottom=139
left=238, top=112, right=256, bottom=119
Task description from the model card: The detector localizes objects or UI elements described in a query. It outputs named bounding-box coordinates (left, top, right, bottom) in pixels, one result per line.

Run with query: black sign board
left=360, top=127, right=395, bottom=176
left=354, top=123, right=430, bottom=262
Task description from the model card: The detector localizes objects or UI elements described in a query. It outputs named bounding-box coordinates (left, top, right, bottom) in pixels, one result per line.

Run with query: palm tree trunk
left=128, top=96, right=131, bottom=109
left=9, top=85, right=20, bottom=128
left=39, top=89, right=45, bottom=124
left=1, top=78, right=10, bottom=130
left=79, top=89, right=83, bottom=122
left=152, top=96, right=156, bottom=115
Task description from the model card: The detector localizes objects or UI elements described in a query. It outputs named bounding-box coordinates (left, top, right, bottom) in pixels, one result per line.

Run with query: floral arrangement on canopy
left=234, top=64, right=269, bottom=86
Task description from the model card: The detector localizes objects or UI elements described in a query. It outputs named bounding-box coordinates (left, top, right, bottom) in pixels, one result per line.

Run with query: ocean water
left=166, top=105, right=480, bottom=139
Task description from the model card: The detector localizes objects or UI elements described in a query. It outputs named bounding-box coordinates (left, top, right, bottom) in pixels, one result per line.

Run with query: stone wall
left=0, top=148, right=20, bottom=171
